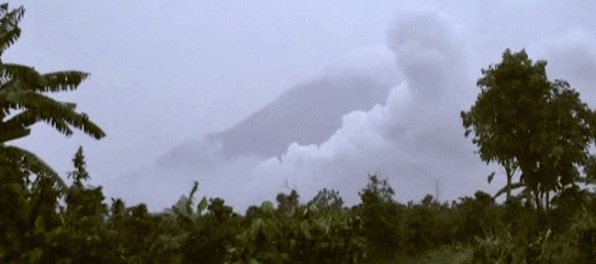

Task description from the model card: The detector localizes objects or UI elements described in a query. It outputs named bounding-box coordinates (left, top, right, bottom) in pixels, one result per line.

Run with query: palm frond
left=0, top=5, right=23, bottom=55
left=0, top=63, right=44, bottom=87
left=0, top=83, right=106, bottom=139
left=2, top=109, right=74, bottom=137
left=0, top=126, right=29, bottom=142
left=0, top=144, right=67, bottom=192
left=0, top=26, right=19, bottom=56
left=0, top=3, right=9, bottom=15
left=0, top=5, right=23, bottom=26
left=39, top=71, right=90, bottom=92
left=0, top=64, right=90, bottom=92
left=42, top=115, right=74, bottom=136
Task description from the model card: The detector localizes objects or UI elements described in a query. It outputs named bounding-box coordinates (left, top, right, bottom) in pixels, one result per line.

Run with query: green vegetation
left=2, top=3, right=596, bottom=263
left=461, top=49, right=596, bottom=210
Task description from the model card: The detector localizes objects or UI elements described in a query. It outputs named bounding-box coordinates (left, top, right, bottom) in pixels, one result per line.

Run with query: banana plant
left=0, top=4, right=105, bottom=193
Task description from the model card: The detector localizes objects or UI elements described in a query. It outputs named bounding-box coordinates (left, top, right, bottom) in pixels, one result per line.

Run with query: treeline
left=2, top=148, right=596, bottom=263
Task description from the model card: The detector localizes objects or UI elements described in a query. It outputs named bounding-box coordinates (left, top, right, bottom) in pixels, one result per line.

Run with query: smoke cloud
left=110, top=7, right=596, bottom=213
left=251, top=12, right=493, bottom=208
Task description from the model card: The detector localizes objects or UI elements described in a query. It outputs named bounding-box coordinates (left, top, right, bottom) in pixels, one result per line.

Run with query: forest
left=2, top=4, right=596, bottom=264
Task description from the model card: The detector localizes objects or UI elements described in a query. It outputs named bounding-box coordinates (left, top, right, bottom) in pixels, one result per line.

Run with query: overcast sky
left=7, top=1, right=596, bottom=211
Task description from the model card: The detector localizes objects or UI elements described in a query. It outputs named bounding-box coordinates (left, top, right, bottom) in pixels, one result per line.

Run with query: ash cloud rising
left=116, top=10, right=565, bottom=212
left=251, top=12, right=493, bottom=208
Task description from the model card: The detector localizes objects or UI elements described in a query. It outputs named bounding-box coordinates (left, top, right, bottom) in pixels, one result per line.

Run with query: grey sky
left=6, top=1, right=596, bottom=211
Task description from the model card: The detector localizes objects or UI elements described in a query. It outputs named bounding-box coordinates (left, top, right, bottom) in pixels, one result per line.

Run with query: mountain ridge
left=202, top=75, right=393, bottom=159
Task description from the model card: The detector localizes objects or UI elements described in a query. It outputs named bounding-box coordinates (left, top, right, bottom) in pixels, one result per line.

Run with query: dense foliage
left=4, top=157, right=596, bottom=263
left=2, top=3, right=596, bottom=263
left=461, top=49, right=596, bottom=209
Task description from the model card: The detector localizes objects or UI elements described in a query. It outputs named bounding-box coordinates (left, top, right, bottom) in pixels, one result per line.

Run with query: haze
left=9, top=1, right=596, bottom=211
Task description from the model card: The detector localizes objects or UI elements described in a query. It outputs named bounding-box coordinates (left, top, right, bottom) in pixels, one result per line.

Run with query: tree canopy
left=461, top=49, right=596, bottom=209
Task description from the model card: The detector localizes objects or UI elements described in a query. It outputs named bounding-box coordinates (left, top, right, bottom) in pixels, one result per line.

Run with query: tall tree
left=461, top=49, right=596, bottom=210
left=0, top=4, right=105, bottom=191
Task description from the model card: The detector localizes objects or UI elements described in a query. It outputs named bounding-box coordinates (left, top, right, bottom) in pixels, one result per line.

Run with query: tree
left=276, top=189, right=300, bottom=217
left=0, top=5, right=105, bottom=260
left=59, top=147, right=111, bottom=263
left=357, top=174, right=401, bottom=259
left=68, top=146, right=90, bottom=188
left=461, top=49, right=596, bottom=210
left=307, top=188, right=344, bottom=212
left=0, top=4, right=105, bottom=192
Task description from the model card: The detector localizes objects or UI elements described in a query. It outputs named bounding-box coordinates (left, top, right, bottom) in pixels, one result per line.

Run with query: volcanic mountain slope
left=209, top=75, right=393, bottom=158
left=158, top=75, right=394, bottom=167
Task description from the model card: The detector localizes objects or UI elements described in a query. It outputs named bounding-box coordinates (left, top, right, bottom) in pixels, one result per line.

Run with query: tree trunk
left=545, top=191, right=550, bottom=211
left=533, top=189, right=542, bottom=211
left=506, top=166, right=513, bottom=201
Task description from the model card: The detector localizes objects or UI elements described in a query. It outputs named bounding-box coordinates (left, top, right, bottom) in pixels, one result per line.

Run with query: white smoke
left=251, top=12, right=493, bottom=208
